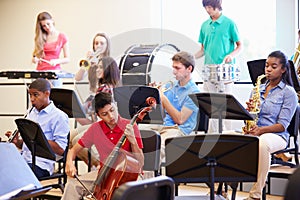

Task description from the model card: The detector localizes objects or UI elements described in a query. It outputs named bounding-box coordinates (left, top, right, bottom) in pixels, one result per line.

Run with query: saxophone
left=293, top=43, right=300, bottom=76
left=243, top=74, right=266, bottom=133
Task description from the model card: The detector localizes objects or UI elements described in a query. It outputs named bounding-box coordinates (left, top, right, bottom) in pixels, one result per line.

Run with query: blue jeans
left=28, top=163, right=50, bottom=178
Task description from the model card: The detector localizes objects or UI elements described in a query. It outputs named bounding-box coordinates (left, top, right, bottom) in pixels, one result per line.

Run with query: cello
left=78, top=97, right=156, bottom=200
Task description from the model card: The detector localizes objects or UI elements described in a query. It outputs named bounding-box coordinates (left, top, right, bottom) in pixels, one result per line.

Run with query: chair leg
left=175, top=183, right=179, bottom=196
left=229, top=182, right=239, bottom=200
left=88, top=149, right=92, bottom=172
left=262, top=186, right=266, bottom=200
left=294, top=136, right=299, bottom=165
left=216, top=182, right=223, bottom=194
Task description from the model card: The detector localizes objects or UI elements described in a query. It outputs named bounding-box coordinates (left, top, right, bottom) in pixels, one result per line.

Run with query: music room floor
left=41, top=161, right=287, bottom=200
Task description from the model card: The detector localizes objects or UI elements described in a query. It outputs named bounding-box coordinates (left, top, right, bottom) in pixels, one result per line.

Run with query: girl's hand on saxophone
left=244, top=125, right=262, bottom=136
left=245, top=98, right=254, bottom=111
left=246, top=98, right=260, bottom=112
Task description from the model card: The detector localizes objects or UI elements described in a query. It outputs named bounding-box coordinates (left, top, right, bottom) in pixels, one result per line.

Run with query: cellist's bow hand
left=65, top=161, right=77, bottom=177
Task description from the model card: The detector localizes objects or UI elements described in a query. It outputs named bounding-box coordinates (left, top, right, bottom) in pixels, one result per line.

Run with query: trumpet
left=79, top=59, right=91, bottom=70
left=153, top=80, right=174, bottom=92
left=79, top=47, right=103, bottom=70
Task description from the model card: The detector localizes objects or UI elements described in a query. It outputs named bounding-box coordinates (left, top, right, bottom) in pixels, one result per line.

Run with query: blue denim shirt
left=163, top=79, right=200, bottom=135
left=257, top=80, right=298, bottom=142
left=22, top=101, right=69, bottom=174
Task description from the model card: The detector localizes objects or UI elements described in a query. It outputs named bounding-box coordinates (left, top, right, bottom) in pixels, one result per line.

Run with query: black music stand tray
left=0, top=143, right=51, bottom=200
left=50, top=88, right=86, bottom=118
left=15, top=118, right=56, bottom=174
left=189, top=92, right=254, bottom=134
left=113, top=85, right=164, bottom=124
left=165, top=134, right=259, bottom=200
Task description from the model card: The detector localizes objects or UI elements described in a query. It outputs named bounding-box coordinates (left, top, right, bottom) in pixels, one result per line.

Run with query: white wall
left=0, top=0, right=206, bottom=74
left=0, top=0, right=297, bottom=74
left=0, top=0, right=157, bottom=73
left=0, top=0, right=298, bottom=138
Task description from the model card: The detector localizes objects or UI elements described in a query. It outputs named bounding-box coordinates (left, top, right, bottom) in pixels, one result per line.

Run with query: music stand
left=165, top=134, right=259, bottom=200
left=189, top=93, right=254, bottom=134
left=0, top=143, right=51, bottom=200
left=15, top=118, right=56, bottom=174
left=113, top=86, right=164, bottom=124
left=50, top=88, right=86, bottom=118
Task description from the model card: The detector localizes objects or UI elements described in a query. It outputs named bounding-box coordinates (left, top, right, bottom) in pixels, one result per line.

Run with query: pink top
left=36, top=33, right=68, bottom=71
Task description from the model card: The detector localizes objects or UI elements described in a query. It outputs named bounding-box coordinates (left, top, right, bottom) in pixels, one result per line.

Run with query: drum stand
left=215, top=81, right=225, bottom=93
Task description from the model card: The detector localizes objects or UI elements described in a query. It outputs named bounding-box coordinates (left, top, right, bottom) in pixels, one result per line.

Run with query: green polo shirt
left=198, top=14, right=240, bottom=64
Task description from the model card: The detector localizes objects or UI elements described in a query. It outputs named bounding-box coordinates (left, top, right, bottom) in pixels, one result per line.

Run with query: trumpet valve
left=154, top=80, right=173, bottom=92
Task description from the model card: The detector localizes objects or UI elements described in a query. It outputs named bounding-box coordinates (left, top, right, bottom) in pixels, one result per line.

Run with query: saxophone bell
left=242, top=74, right=266, bottom=133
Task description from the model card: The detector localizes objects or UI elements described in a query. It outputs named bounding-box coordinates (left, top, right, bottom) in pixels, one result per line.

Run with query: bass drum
left=119, top=44, right=180, bottom=85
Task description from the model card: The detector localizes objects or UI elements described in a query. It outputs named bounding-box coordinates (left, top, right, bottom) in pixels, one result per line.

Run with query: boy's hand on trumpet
left=148, top=81, right=161, bottom=88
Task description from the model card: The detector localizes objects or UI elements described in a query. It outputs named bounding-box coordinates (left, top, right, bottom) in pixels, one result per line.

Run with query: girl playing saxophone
left=244, top=51, right=298, bottom=200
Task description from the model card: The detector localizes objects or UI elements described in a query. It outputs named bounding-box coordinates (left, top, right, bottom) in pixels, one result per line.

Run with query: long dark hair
left=267, top=50, right=293, bottom=86
left=99, top=56, right=121, bottom=87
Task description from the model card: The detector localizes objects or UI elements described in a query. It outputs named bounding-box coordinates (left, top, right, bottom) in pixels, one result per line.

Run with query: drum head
left=119, top=44, right=179, bottom=85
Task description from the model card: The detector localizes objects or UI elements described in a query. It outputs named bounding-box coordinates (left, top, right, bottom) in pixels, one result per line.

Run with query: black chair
left=261, top=105, right=300, bottom=200
left=111, top=175, right=175, bottom=200
left=284, top=166, right=300, bottom=200
left=140, top=130, right=161, bottom=177
left=15, top=118, right=70, bottom=199
left=271, top=105, right=300, bottom=167
left=194, top=109, right=209, bottom=134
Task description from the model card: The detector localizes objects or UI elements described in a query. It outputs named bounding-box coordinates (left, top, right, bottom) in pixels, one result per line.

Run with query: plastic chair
left=38, top=132, right=70, bottom=195
left=262, top=106, right=300, bottom=200
left=140, top=130, right=161, bottom=177
left=111, top=175, right=175, bottom=200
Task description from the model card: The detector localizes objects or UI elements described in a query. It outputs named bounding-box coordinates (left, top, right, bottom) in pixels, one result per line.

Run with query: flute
left=7, top=107, right=34, bottom=143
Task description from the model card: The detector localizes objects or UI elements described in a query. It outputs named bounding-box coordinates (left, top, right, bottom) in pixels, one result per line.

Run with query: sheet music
left=0, top=184, right=37, bottom=200
left=0, top=143, right=42, bottom=197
